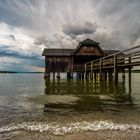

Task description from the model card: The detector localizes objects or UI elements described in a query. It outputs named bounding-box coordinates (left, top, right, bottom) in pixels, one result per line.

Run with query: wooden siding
left=75, top=45, right=104, bottom=56
left=45, top=56, right=72, bottom=72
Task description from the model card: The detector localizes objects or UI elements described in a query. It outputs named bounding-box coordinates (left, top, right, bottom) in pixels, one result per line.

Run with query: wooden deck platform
left=85, top=45, right=140, bottom=82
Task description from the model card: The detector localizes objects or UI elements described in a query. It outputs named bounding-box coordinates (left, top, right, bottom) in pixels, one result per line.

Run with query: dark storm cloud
left=0, top=0, right=39, bottom=28
left=34, top=36, right=55, bottom=47
left=8, top=35, right=16, bottom=41
left=63, top=22, right=97, bottom=38
left=0, top=45, right=41, bottom=60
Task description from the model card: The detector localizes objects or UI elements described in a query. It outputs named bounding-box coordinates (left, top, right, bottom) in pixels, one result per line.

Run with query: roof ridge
left=80, top=38, right=99, bottom=45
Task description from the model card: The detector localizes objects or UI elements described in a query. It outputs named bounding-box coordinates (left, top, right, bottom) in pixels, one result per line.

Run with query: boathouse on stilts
left=42, top=39, right=119, bottom=80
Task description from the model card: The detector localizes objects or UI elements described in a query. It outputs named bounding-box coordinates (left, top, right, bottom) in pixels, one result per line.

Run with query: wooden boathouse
left=42, top=39, right=119, bottom=79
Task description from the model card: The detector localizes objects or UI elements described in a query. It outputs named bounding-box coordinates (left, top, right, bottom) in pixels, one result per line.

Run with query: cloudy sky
left=0, top=0, right=140, bottom=72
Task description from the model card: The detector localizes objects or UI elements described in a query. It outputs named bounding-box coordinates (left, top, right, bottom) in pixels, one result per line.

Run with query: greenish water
left=0, top=73, right=140, bottom=139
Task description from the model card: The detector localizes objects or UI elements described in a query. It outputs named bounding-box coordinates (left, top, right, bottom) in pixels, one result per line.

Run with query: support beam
left=85, top=64, right=87, bottom=80
left=122, top=68, right=125, bottom=79
left=128, top=57, right=132, bottom=93
left=67, top=72, right=73, bottom=79
left=53, top=72, right=55, bottom=80
left=99, top=59, right=103, bottom=81
left=91, top=62, right=93, bottom=80
left=94, top=72, right=97, bottom=82
left=109, top=71, right=113, bottom=81
left=53, top=58, right=56, bottom=80
left=44, top=58, right=50, bottom=78
left=57, top=72, right=60, bottom=79
left=77, top=72, right=82, bottom=80
left=71, top=57, right=74, bottom=78
left=96, top=73, right=99, bottom=81
left=104, top=72, right=107, bottom=81
left=114, top=54, right=118, bottom=82
left=81, top=72, right=84, bottom=80
left=57, top=61, right=60, bottom=79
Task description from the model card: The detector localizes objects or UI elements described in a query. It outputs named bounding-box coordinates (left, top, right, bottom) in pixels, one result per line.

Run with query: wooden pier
left=85, top=45, right=140, bottom=82
left=42, top=39, right=140, bottom=82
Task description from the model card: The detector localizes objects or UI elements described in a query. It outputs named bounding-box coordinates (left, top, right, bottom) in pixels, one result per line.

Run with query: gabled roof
left=42, top=48, right=74, bottom=56
left=42, top=39, right=120, bottom=57
left=79, top=38, right=99, bottom=46
left=42, top=48, right=120, bottom=56
left=74, top=39, right=102, bottom=54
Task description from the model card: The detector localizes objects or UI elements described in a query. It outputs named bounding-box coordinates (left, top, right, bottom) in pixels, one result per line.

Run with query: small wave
left=0, top=121, right=140, bottom=135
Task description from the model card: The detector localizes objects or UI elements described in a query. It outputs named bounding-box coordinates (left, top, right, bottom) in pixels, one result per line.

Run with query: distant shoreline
left=0, top=70, right=140, bottom=74
left=0, top=71, right=44, bottom=74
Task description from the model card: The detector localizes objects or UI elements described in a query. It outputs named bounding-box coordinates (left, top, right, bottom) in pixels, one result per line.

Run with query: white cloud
left=0, top=57, right=21, bottom=65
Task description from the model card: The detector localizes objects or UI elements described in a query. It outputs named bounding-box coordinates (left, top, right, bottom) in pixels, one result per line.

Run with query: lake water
left=0, top=73, right=140, bottom=139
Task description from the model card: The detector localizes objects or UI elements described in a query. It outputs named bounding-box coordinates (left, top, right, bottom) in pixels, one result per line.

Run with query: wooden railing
left=85, top=45, right=140, bottom=82
left=85, top=45, right=140, bottom=72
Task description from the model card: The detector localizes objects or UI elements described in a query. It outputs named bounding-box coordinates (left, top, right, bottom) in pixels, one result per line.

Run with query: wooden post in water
left=57, top=61, right=60, bottom=79
left=96, top=72, right=99, bottom=81
left=109, top=71, right=113, bottom=81
left=90, top=62, right=93, bottom=80
left=85, top=64, right=87, bottom=80
left=99, top=59, right=102, bottom=81
left=67, top=72, right=71, bottom=79
left=53, top=58, right=56, bottom=80
left=82, top=72, right=84, bottom=80
left=128, top=57, right=132, bottom=93
left=44, top=58, right=50, bottom=79
left=53, top=72, right=55, bottom=80
left=77, top=72, right=79, bottom=80
left=104, top=72, right=107, bottom=81
left=57, top=72, right=60, bottom=79
left=114, top=54, right=118, bottom=82
left=70, top=57, right=74, bottom=79
left=79, top=72, right=82, bottom=80
left=122, top=68, right=125, bottom=79
left=94, top=72, right=96, bottom=82
left=87, top=72, right=90, bottom=80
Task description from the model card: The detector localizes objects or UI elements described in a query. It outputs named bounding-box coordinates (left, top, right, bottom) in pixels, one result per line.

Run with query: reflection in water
left=44, top=78, right=133, bottom=114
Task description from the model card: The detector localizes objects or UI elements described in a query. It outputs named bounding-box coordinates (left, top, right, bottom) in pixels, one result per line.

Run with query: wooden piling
left=99, top=59, right=103, bottom=81
left=44, top=59, right=50, bottom=78
left=114, top=54, right=118, bottom=82
left=56, top=60, right=60, bottom=79
left=96, top=72, right=99, bottom=81
left=67, top=72, right=72, bottom=79
left=77, top=72, right=82, bottom=80
left=128, top=57, right=132, bottom=93
left=86, top=72, right=89, bottom=80
left=104, top=72, right=107, bottom=81
left=109, top=71, right=113, bottom=81
left=91, top=62, right=93, bottom=80
left=82, top=72, right=84, bottom=80
left=122, top=69, right=125, bottom=79
left=85, top=64, right=87, bottom=80
left=53, top=72, right=55, bottom=80
left=94, top=72, right=97, bottom=82
left=57, top=72, right=60, bottom=79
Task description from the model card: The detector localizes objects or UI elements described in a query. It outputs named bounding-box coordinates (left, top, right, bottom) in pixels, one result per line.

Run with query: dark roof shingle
left=42, top=48, right=74, bottom=56
left=80, top=38, right=99, bottom=46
